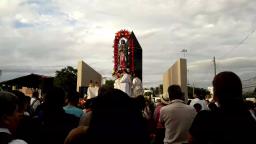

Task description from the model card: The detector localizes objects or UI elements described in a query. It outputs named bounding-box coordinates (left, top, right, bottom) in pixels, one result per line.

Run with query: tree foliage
left=243, top=90, right=256, bottom=98
left=54, top=66, right=77, bottom=92
left=159, top=84, right=163, bottom=94
left=187, top=86, right=210, bottom=99
left=103, top=80, right=115, bottom=88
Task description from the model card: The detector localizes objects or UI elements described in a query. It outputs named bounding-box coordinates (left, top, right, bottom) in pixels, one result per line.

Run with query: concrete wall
left=163, top=58, right=188, bottom=101
left=77, top=61, right=102, bottom=92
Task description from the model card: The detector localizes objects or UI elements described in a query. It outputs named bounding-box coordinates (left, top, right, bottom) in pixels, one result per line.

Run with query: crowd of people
left=0, top=71, right=256, bottom=144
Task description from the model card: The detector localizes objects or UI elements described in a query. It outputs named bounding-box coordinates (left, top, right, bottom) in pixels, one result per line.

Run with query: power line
left=219, top=27, right=256, bottom=59
left=243, top=85, right=256, bottom=89
left=242, top=76, right=256, bottom=82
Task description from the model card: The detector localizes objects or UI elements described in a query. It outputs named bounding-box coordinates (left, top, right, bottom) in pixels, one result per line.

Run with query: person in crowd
left=133, top=95, right=155, bottom=143
left=208, top=102, right=218, bottom=112
left=87, top=80, right=99, bottom=99
left=114, top=72, right=121, bottom=90
left=34, top=87, right=79, bottom=144
left=94, top=81, right=100, bottom=95
left=120, top=69, right=132, bottom=96
left=153, top=94, right=170, bottom=144
left=160, top=85, right=196, bottom=144
left=245, top=100, right=256, bottom=121
left=132, top=74, right=144, bottom=98
left=11, top=91, right=28, bottom=116
left=87, top=80, right=94, bottom=99
left=64, top=91, right=84, bottom=118
left=24, top=96, right=31, bottom=116
left=0, top=91, right=27, bottom=144
left=189, top=71, right=256, bottom=144
left=189, top=91, right=208, bottom=111
left=79, top=98, right=96, bottom=126
left=12, top=90, right=41, bottom=144
left=30, top=91, right=40, bottom=114
left=65, top=88, right=149, bottom=144
left=193, top=103, right=202, bottom=113
left=80, top=86, right=110, bottom=127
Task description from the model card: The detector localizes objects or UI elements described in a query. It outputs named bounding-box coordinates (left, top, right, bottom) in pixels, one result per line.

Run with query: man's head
left=11, top=90, right=26, bottom=113
left=44, top=87, right=65, bottom=109
left=32, top=91, right=39, bottom=99
left=212, top=71, right=243, bottom=106
left=0, top=91, right=20, bottom=133
left=66, top=90, right=80, bottom=106
left=168, top=85, right=184, bottom=101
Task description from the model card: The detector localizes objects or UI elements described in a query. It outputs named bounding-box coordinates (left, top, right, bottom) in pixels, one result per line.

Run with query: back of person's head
left=11, top=90, right=26, bottom=113
left=0, top=91, right=18, bottom=131
left=98, top=85, right=111, bottom=96
left=88, top=88, right=148, bottom=144
left=133, top=95, right=146, bottom=111
left=193, top=103, right=202, bottom=112
left=83, top=97, right=97, bottom=110
left=212, top=71, right=243, bottom=107
left=44, top=87, right=65, bottom=109
left=187, top=99, right=192, bottom=105
left=32, top=91, right=39, bottom=98
left=168, top=85, right=184, bottom=100
left=66, top=90, right=80, bottom=106
left=208, top=102, right=218, bottom=111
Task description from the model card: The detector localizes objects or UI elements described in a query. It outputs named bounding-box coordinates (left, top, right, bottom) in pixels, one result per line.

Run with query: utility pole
left=192, top=83, right=195, bottom=98
left=213, top=56, right=216, bottom=76
left=0, top=69, right=2, bottom=82
left=181, top=49, right=187, bottom=58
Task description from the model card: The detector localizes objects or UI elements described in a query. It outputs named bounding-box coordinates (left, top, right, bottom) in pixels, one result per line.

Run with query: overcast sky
left=1, top=0, right=256, bottom=88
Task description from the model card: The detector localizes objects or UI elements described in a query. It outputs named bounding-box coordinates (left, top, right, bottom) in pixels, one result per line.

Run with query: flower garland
left=113, top=30, right=134, bottom=76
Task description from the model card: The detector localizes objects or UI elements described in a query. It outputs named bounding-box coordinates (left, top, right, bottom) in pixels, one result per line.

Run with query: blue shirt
left=63, top=105, right=84, bottom=118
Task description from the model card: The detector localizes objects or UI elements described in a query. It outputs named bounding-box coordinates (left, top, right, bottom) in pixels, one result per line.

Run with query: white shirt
left=132, top=77, right=144, bottom=98
left=30, top=97, right=40, bottom=111
left=0, top=128, right=11, bottom=135
left=9, top=140, right=27, bottom=144
left=87, top=86, right=99, bottom=99
left=0, top=128, right=27, bottom=144
left=160, top=100, right=197, bottom=144
left=190, top=98, right=209, bottom=110
left=119, top=73, right=132, bottom=96
left=114, top=78, right=121, bottom=90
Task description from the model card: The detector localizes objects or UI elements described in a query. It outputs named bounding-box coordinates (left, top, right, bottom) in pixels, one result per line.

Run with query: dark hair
left=87, top=88, right=149, bottom=144
left=168, top=85, right=183, bottom=100
left=66, top=90, right=80, bottom=103
left=44, top=87, right=65, bottom=108
left=213, top=71, right=243, bottom=106
left=193, top=103, right=202, bottom=112
left=32, top=91, right=39, bottom=98
left=0, top=91, right=17, bottom=119
left=11, top=90, right=26, bottom=113
left=133, top=95, right=146, bottom=111
left=83, top=97, right=97, bottom=109
left=208, top=102, right=218, bottom=111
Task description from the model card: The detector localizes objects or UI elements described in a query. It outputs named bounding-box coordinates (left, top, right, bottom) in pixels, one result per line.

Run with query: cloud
left=187, top=57, right=256, bottom=87
left=1, top=0, right=256, bottom=88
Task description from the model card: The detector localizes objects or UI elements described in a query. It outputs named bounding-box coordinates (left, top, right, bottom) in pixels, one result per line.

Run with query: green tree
left=54, top=66, right=77, bottom=92
left=159, top=84, right=163, bottom=94
left=187, top=86, right=210, bottom=99
left=103, top=80, right=115, bottom=88
left=155, top=87, right=160, bottom=96
left=150, top=87, right=155, bottom=96
left=243, top=91, right=256, bottom=98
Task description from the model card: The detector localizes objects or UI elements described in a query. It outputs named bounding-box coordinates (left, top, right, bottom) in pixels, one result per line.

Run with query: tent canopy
left=0, top=73, right=53, bottom=88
